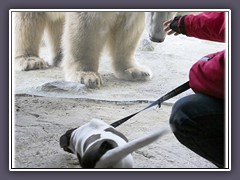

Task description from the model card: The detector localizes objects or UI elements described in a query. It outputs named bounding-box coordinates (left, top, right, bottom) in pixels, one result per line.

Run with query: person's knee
left=170, top=96, right=192, bottom=128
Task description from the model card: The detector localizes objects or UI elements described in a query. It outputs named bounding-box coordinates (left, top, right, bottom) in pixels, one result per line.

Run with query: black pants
left=169, top=93, right=225, bottom=168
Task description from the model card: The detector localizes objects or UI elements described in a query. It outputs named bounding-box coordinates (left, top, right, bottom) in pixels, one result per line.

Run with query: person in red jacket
left=163, top=12, right=225, bottom=168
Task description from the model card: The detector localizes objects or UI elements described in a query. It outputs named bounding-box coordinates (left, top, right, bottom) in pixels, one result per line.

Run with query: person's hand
left=163, top=19, right=180, bottom=36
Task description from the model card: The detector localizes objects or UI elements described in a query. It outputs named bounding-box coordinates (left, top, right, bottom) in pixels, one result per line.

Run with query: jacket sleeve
left=170, top=12, right=225, bottom=42
left=169, top=12, right=226, bottom=99
left=189, top=50, right=225, bottom=99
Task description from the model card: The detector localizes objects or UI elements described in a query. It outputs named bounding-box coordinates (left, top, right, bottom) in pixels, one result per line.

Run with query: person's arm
left=189, top=50, right=225, bottom=99
left=164, top=12, right=225, bottom=42
left=164, top=12, right=226, bottom=99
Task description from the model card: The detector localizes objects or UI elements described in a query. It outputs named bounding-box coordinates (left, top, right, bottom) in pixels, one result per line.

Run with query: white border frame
left=9, top=9, right=231, bottom=171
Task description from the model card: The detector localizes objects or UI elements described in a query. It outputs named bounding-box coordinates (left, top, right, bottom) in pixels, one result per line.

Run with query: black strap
left=111, top=81, right=190, bottom=128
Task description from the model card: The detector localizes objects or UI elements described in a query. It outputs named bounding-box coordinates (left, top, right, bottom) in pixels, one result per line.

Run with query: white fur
left=61, top=12, right=152, bottom=88
left=14, top=12, right=64, bottom=69
left=145, top=12, right=177, bottom=42
left=14, top=12, right=175, bottom=88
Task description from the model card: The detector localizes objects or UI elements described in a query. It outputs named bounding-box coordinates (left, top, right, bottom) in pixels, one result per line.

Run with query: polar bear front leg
left=108, top=12, right=152, bottom=81
left=14, top=12, right=48, bottom=71
left=45, top=18, right=64, bottom=67
left=62, top=12, right=111, bottom=88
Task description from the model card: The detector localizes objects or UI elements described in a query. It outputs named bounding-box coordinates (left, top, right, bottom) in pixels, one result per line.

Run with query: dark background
left=1, top=0, right=238, bottom=179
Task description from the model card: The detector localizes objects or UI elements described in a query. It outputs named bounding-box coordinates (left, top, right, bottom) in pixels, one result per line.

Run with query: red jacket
left=171, top=12, right=225, bottom=99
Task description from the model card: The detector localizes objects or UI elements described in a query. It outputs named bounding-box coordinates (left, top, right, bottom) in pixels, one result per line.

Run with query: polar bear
left=14, top=12, right=174, bottom=88
left=14, top=12, right=65, bottom=70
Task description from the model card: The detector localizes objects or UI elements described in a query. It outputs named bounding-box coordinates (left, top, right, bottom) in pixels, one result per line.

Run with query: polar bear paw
left=15, top=56, right=48, bottom=71
left=66, top=71, right=103, bottom=89
left=116, top=66, right=153, bottom=81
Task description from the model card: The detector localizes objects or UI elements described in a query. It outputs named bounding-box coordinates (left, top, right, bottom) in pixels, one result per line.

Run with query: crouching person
left=164, top=12, right=225, bottom=168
